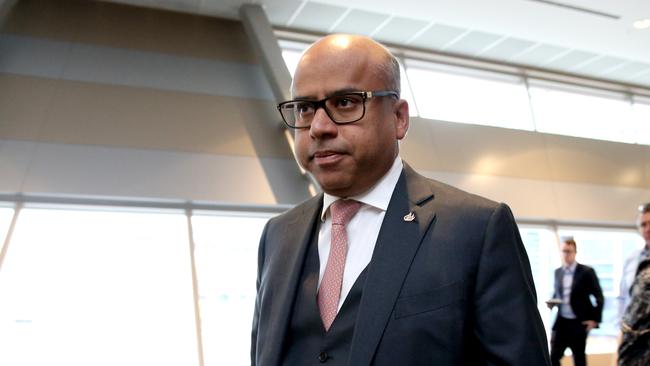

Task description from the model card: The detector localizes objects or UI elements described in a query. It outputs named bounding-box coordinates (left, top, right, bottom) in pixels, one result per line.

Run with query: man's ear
left=394, top=99, right=409, bottom=140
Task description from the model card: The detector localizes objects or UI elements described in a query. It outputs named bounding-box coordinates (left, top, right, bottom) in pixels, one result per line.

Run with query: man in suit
left=251, top=34, right=550, bottom=365
left=548, top=238, right=604, bottom=366
left=618, top=203, right=650, bottom=322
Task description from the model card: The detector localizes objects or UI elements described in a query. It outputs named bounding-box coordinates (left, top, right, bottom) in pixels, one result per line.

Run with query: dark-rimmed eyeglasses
left=277, top=90, right=399, bottom=129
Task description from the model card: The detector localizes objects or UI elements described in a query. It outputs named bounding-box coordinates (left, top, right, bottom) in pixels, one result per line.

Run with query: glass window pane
left=406, top=62, right=535, bottom=130
left=0, top=207, right=199, bottom=366
left=530, top=84, right=635, bottom=143
left=279, top=40, right=308, bottom=78
left=192, top=214, right=271, bottom=366
left=282, top=49, right=302, bottom=78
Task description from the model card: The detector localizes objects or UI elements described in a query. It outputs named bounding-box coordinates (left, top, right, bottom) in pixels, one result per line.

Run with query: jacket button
left=318, top=351, right=328, bottom=363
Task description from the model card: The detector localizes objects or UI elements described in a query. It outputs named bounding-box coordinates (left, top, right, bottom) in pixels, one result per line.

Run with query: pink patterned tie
left=318, top=199, right=362, bottom=331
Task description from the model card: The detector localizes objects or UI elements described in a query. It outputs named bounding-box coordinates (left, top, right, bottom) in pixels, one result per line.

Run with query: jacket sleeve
left=473, top=203, right=551, bottom=366
left=618, top=253, right=637, bottom=321
left=587, top=267, right=605, bottom=323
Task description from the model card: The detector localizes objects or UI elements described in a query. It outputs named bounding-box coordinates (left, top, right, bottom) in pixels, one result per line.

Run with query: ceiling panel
left=544, top=50, right=599, bottom=70
left=289, top=2, right=347, bottom=32
left=409, top=23, right=467, bottom=50
left=605, top=62, right=650, bottom=80
left=512, top=44, right=569, bottom=66
left=478, top=37, right=536, bottom=61
left=443, top=30, right=503, bottom=55
left=372, top=16, right=428, bottom=45
left=636, top=72, right=650, bottom=86
left=263, top=0, right=304, bottom=26
left=330, top=9, right=389, bottom=35
left=624, top=69, right=650, bottom=83
left=573, top=56, right=627, bottom=75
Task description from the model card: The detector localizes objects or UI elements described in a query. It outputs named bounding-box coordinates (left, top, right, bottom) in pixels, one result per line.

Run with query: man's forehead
left=307, top=36, right=377, bottom=58
left=291, top=41, right=387, bottom=98
left=296, top=39, right=381, bottom=75
left=296, top=51, right=369, bottom=77
left=291, top=62, right=371, bottom=98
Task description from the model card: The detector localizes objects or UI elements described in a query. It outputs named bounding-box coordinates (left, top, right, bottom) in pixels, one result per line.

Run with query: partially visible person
left=547, top=238, right=604, bottom=366
left=618, top=203, right=650, bottom=366
left=619, top=203, right=650, bottom=317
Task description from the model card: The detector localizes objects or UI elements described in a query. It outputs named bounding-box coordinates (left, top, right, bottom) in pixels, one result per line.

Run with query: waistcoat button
left=318, top=351, right=328, bottom=363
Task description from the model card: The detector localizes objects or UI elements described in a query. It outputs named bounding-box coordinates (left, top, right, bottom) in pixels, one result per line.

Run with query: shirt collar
left=564, top=262, right=577, bottom=273
left=321, top=157, right=403, bottom=222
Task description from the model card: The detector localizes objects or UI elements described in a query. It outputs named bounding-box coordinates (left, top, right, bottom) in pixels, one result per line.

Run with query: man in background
left=548, top=237, right=604, bottom=366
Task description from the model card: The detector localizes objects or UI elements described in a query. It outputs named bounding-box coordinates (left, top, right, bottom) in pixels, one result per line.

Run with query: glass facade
left=0, top=202, right=643, bottom=361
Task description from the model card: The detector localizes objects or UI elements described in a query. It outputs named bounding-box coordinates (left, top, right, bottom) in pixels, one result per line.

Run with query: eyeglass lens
left=280, top=94, right=365, bottom=127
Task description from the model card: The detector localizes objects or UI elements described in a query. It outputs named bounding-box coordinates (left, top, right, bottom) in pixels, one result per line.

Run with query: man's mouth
left=312, top=150, right=345, bottom=165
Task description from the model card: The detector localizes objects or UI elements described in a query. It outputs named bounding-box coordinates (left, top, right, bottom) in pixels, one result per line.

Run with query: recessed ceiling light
left=633, top=19, right=650, bottom=29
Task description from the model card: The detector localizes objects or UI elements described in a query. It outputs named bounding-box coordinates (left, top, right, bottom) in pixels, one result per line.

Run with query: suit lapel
left=348, top=164, right=437, bottom=366
left=571, top=263, right=583, bottom=291
left=263, top=195, right=322, bottom=366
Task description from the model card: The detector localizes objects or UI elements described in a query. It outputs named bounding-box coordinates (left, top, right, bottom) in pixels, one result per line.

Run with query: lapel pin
left=403, top=212, right=416, bottom=222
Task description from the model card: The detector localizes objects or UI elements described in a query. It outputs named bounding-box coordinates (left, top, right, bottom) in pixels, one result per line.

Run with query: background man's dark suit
left=550, top=262, right=604, bottom=366
left=552, top=264, right=604, bottom=326
left=251, top=164, right=550, bottom=365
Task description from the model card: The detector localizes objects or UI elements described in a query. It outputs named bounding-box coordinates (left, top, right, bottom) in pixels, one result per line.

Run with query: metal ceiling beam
left=239, top=4, right=320, bottom=197
left=239, top=4, right=292, bottom=103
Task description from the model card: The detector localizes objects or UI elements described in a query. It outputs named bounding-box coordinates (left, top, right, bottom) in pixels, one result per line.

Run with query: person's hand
left=545, top=299, right=561, bottom=309
left=582, top=320, right=598, bottom=332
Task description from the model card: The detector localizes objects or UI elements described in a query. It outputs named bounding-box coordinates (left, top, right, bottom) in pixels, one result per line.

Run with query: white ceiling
left=103, top=0, right=650, bottom=88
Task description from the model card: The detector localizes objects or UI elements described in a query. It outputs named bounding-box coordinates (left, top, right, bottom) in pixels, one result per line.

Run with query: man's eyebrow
left=329, top=87, right=361, bottom=96
left=292, top=87, right=361, bottom=100
left=292, top=95, right=316, bottom=101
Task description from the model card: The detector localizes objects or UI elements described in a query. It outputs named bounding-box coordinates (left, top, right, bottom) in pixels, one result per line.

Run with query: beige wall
left=0, top=0, right=309, bottom=205
left=402, top=117, right=650, bottom=224
left=0, top=0, right=649, bottom=223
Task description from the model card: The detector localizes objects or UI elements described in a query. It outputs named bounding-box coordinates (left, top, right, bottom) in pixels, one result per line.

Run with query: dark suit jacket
left=552, top=263, right=604, bottom=327
left=251, top=163, right=550, bottom=365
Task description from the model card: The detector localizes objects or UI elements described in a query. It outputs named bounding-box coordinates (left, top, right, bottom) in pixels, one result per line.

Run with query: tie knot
left=330, top=199, right=362, bottom=226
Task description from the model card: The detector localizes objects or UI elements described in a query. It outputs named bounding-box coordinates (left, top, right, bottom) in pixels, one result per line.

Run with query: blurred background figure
left=548, top=237, right=604, bottom=366
left=618, top=203, right=650, bottom=366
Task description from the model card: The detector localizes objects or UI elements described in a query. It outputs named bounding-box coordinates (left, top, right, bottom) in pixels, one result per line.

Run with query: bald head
left=292, top=35, right=401, bottom=98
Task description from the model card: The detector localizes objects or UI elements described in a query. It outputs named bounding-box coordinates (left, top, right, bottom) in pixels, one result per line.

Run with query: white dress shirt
left=618, top=246, right=650, bottom=320
left=318, top=157, right=403, bottom=311
left=560, top=262, right=577, bottom=319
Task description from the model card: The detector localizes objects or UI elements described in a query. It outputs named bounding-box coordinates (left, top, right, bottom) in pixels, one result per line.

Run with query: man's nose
left=309, top=107, right=338, bottom=137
